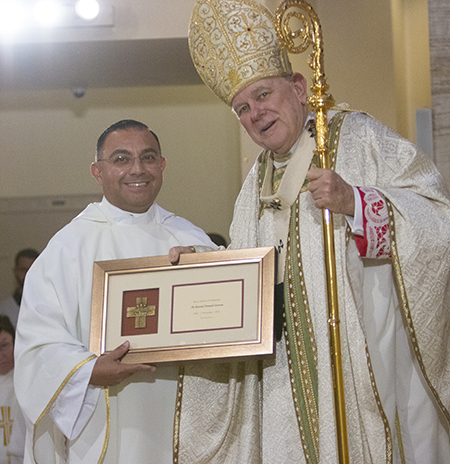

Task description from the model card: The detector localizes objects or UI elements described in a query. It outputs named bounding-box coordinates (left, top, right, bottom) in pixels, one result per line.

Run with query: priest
left=14, top=120, right=217, bottom=463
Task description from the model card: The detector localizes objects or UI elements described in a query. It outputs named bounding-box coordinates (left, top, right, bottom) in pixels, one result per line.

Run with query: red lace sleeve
left=354, top=187, right=391, bottom=259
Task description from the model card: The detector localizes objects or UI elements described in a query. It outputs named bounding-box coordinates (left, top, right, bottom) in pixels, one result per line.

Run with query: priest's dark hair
left=95, top=120, right=161, bottom=161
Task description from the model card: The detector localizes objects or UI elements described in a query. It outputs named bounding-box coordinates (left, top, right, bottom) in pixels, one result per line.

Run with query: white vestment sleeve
left=50, top=358, right=100, bottom=440
left=346, top=186, right=364, bottom=236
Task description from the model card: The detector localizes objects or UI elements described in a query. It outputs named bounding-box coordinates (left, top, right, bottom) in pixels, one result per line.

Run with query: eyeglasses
left=97, top=152, right=162, bottom=167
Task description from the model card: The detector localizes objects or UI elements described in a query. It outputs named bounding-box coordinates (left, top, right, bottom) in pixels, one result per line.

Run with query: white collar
left=260, top=118, right=316, bottom=211
left=100, top=197, right=158, bottom=225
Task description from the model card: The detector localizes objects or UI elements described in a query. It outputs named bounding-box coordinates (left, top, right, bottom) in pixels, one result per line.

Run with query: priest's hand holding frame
left=89, top=340, right=156, bottom=387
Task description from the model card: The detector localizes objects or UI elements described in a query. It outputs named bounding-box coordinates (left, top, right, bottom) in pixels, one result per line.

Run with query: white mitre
left=189, top=0, right=293, bottom=106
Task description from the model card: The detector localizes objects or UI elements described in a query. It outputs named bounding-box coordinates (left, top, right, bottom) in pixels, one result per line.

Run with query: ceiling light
left=0, top=0, right=27, bottom=36
left=34, top=0, right=63, bottom=27
left=75, top=0, right=100, bottom=21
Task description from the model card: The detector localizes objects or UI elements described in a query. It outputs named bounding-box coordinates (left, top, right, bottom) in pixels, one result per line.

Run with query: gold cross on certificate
left=127, top=297, right=156, bottom=328
left=0, top=406, right=12, bottom=446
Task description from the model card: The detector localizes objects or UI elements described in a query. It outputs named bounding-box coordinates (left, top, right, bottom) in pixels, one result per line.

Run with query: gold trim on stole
left=280, top=112, right=348, bottom=463
left=32, top=354, right=109, bottom=464
left=173, top=366, right=184, bottom=463
left=388, top=199, right=450, bottom=425
left=362, top=340, right=393, bottom=463
left=284, top=197, right=320, bottom=464
left=98, top=388, right=110, bottom=464
left=395, top=407, right=406, bottom=464
left=280, top=111, right=347, bottom=463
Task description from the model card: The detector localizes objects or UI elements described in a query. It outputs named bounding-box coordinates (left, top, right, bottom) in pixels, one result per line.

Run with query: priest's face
left=91, top=128, right=166, bottom=213
left=232, top=73, right=309, bottom=158
left=0, top=331, right=14, bottom=375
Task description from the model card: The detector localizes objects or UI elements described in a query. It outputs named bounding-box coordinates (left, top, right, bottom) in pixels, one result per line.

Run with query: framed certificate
left=89, top=247, right=275, bottom=364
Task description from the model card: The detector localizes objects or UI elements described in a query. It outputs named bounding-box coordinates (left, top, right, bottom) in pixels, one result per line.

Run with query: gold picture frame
left=89, top=247, right=275, bottom=364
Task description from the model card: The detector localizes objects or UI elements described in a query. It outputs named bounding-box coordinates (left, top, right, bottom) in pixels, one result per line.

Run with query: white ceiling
left=0, top=37, right=203, bottom=92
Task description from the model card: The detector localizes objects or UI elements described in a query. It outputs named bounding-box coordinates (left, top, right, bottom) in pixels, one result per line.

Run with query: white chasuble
left=15, top=199, right=216, bottom=464
left=177, top=112, right=450, bottom=463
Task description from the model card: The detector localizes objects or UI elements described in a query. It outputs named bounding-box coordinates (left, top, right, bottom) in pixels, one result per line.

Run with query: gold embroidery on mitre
left=228, top=68, right=242, bottom=90
left=189, top=0, right=292, bottom=106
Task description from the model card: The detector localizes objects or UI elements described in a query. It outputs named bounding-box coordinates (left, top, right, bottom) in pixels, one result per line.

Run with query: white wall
left=242, top=0, right=399, bottom=176
left=0, top=0, right=438, bottom=301
left=239, top=0, right=431, bottom=177
left=0, top=85, right=240, bottom=264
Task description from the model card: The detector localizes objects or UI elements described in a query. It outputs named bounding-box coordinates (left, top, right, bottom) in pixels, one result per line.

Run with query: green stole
left=259, top=113, right=346, bottom=464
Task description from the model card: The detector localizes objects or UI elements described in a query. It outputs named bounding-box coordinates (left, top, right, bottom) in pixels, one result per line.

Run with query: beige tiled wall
left=428, top=0, right=450, bottom=187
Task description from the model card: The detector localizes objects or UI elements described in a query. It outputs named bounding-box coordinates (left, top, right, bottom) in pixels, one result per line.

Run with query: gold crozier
left=275, top=2, right=349, bottom=463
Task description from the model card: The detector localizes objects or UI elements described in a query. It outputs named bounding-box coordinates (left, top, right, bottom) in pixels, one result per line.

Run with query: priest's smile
left=91, top=128, right=166, bottom=213
left=126, top=181, right=148, bottom=188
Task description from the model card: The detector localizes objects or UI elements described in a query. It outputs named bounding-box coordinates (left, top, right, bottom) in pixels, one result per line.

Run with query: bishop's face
left=232, top=73, right=309, bottom=159
left=91, top=128, right=166, bottom=213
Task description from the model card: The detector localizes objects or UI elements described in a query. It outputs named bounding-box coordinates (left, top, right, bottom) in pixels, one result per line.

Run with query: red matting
left=121, top=288, right=159, bottom=336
